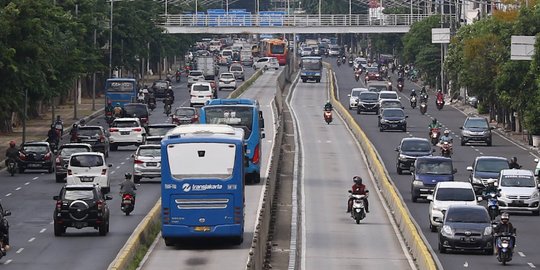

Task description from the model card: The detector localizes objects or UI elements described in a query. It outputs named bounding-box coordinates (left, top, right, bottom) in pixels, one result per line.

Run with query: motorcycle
left=6, top=159, right=16, bottom=176
left=348, top=191, right=367, bottom=224
left=419, top=101, right=427, bottom=115
left=175, top=71, right=182, bottom=82
left=440, top=141, right=452, bottom=157
left=120, top=193, right=135, bottom=216
left=342, top=56, right=346, bottom=64
left=485, top=191, right=500, bottom=221
left=337, top=58, right=341, bottom=67
left=148, top=100, right=156, bottom=112
left=105, top=112, right=114, bottom=126
left=495, top=232, right=516, bottom=265
left=410, top=96, right=417, bottom=109
left=0, top=211, right=10, bottom=259
left=46, top=137, right=58, bottom=152
left=436, top=98, right=444, bottom=110
left=387, top=81, right=392, bottom=91
left=429, top=128, right=441, bottom=146
left=164, top=104, right=172, bottom=116
left=323, top=110, right=332, bottom=124
left=354, top=72, right=360, bottom=82
left=348, top=58, right=354, bottom=67
left=397, top=82, right=403, bottom=92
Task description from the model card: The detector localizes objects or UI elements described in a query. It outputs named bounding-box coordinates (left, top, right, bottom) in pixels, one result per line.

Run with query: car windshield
left=360, top=92, right=378, bottom=101
left=382, top=110, right=404, bottom=118
left=113, top=121, right=139, bottom=128
left=351, top=90, right=363, bottom=97
left=465, top=118, right=489, bottom=129
left=476, top=159, right=509, bottom=173
left=401, top=140, right=431, bottom=152
left=367, top=67, right=378, bottom=73
left=501, top=175, right=536, bottom=187
left=221, top=74, right=235, bottom=79
left=64, top=190, right=94, bottom=200
left=148, top=126, right=175, bottom=136
left=368, top=85, right=386, bottom=92
left=154, top=82, right=168, bottom=88
left=379, top=93, right=397, bottom=99
left=192, top=84, right=211, bottom=92
left=59, top=147, right=90, bottom=156
left=190, top=71, right=203, bottom=76
left=382, top=101, right=401, bottom=108
left=222, top=50, right=232, bottom=56
left=78, top=128, right=102, bottom=137
left=436, top=188, right=475, bottom=201
left=230, top=65, right=242, bottom=71
left=446, top=208, right=489, bottom=223
left=175, top=108, right=195, bottom=116
left=258, top=58, right=268, bottom=63
left=303, top=47, right=312, bottom=52
left=416, top=160, right=453, bottom=174
left=70, top=155, right=104, bottom=167
left=302, top=59, right=322, bottom=70
left=138, top=148, right=161, bottom=157
left=124, top=105, right=148, bottom=117
left=23, top=145, right=48, bottom=153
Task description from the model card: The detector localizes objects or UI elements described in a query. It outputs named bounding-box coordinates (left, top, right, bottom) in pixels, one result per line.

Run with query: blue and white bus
left=161, top=124, right=246, bottom=245
left=200, top=98, right=265, bottom=184
left=105, top=78, right=137, bottom=108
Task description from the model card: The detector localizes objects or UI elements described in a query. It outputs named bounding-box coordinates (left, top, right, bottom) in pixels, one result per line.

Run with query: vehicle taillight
left=109, top=128, right=119, bottom=132
left=133, top=128, right=142, bottom=132
left=141, top=118, right=148, bottom=123
left=19, top=152, right=26, bottom=160
left=97, top=200, right=103, bottom=211
left=252, top=144, right=260, bottom=164
left=134, top=159, right=144, bottom=164
left=234, top=206, right=242, bottom=224
left=101, top=169, right=107, bottom=175
left=56, top=200, right=63, bottom=211
left=163, top=207, right=170, bottom=224
left=67, top=169, right=72, bottom=175
left=44, top=153, right=51, bottom=160
left=56, top=157, right=61, bottom=165
left=100, top=135, right=105, bottom=143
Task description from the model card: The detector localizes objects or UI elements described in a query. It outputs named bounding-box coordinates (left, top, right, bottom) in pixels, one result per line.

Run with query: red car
left=365, top=67, right=382, bottom=81
left=171, top=107, right=199, bottom=125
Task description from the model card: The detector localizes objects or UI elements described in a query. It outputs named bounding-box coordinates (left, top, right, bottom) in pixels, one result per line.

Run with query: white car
left=253, top=57, right=279, bottom=70
left=300, top=46, right=313, bottom=56
left=498, top=169, right=540, bottom=215
left=427, top=181, right=480, bottom=232
left=218, top=72, right=237, bottom=90
left=66, top=152, right=111, bottom=193
left=378, top=90, right=400, bottom=101
left=190, top=82, right=213, bottom=107
left=348, top=88, right=368, bottom=110
left=229, top=64, right=245, bottom=81
left=108, top=118, right=146, bottom=151
left=187, top=70, right=205, bottom=87
left=132, top=144, right=161, bottom=183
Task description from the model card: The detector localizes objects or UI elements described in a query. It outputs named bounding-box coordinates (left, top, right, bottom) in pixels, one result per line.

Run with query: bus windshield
left=167, top=142, right=236, bottom=179
left=271, top=44, right=285, bottom=54
left=107, top=81, right=135, bottom=92
left=204, top=107, right=254, bottom=139
left=302, top=59, right=322, bottom=71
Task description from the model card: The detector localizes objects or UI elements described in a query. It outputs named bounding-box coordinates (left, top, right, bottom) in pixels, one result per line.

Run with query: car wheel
left=403, top=127, right=407, bottom=132
left=48, top=166, right=54, bottom=174
left=102, top=187, right=110, bottom=194
left=438, top=241, right=447, bottom=253
left=397, top=166, right=403, bottom=175
left=164, top=237, right=175, bottom=246
left=379, top=127, right=384, bottom=132
left=232, top=235, right=244, bottom=245
left=356, top=110, right=361, bottom=115
left=487, top=140, right=492, bottom=146
left=533, top=210, right=540, bottom=216
left=275, top=68, right=278, bottom=70
left=460, top=139, right=466, bottom=146
left=54, top=223, right=65, bottom=236
left=134, top=175, right=142, bottom=183
left=302, top=79, right=307, bottom=83
left=99, top=222, right=108, bottom=236
left=429, top=222, right=437, bottom=232
left=316, top=79, right=320, bottom=83
left=411, top=192, right=418, bottom=203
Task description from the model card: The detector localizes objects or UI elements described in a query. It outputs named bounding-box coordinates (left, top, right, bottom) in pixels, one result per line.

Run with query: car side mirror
left=3, top=210, right=11, bottom=217
left=537, top=183, right=540, bottom=189
left=105, top=195, right=113, bottom=200
left=53, top=196, right=60, bottom=200
left=261, top=132, right=265, bottom=139
left=476, top=196, right=483, bottom=202
left=466, top=166, right=473, bottom=171
left=453, top=168, right=458, bottom=174
left=108, top=164, right=113, bottom=167
left=348, top=94, right=351, bottom=97
left=348, top=190, right=352, bottom=193
left=459, top=127, right=463, bottom=130
left=395, top=147, right=399, bottom=151
left=426, top=195, right=433, bottom=201
left=405, top=115, right=408, bottom=118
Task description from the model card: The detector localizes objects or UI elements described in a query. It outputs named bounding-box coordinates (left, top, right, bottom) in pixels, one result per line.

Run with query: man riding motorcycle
left=47, top=125, right=60, bottom=149
left=347, top=176, right=369, bottom=213
left=5, top=141, right=18, bottom=167
left=483, top=178, right=499, bottom=197
left=410, top=89, right=417, bottom=98
left=324, top=100, right=333, bottom=111
left=163, top=95, right=174, bottom=114
left=428, top=118, right=442, bottom=130
left=438, top=129, right=453, bottom=144
left=509, top=157, right=521, bottom=169
left=120, top=173, right=137, bottom=208
left=493, top=212, right=516, bottom=255
left=54, top=115, right=64, bottom=136
left=420, top=86, right=429, bottom=101
left=113, top=103, right=124, bottom=118
left=105, top=100, right=114, bottom=115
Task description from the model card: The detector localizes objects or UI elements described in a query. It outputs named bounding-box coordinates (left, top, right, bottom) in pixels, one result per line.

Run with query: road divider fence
left=325, top=63, right=440, bottom=270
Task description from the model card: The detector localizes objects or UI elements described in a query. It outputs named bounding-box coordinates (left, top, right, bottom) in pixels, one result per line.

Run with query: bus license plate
left=194, top=226, right=211, bottom=232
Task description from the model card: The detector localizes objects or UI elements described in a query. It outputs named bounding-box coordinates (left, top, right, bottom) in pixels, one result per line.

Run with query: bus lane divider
left=324, top=63, right=441, bottom=270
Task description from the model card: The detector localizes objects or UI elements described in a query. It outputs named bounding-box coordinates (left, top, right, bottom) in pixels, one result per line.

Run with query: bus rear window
left=167, top=143, right=236, bottom=179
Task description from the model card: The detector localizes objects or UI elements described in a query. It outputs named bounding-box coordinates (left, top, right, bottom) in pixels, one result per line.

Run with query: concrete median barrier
left=228, top=69, right=263, bottom=99
left=325, top=63, right=439, bottom=270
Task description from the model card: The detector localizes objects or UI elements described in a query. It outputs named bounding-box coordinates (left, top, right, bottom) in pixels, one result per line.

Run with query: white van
left=240, top=49, right=253, bottom=66
left=190, top=82, right=214, bottom=107
left=66, top=152, right=111, bottom=193
left=498, top=169, right=540, bottom=215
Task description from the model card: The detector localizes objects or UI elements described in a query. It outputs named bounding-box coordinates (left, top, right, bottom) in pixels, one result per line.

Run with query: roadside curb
left=0, top=108, right=104, bottom=170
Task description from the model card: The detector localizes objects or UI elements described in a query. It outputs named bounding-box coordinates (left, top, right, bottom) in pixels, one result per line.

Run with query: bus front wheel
left=232, top=235, right=244, bottom=245
left=164, top=237, right=175, bottom=247
left=248, top=173, right=261, bottom=184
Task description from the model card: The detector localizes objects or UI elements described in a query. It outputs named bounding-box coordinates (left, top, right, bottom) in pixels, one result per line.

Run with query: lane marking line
left=49, top=221, right=53, bottom=225
left=15, top=187, right=21, bottom=191
left=28, top=237, right=35, bottom=242
left=519, top=251, right=526, bottom=257
left=16, top=248, right=23, bottom=254
left=528, top=263, right=536, bottom=268
left=39, top=228, right=46, bottom=233
left=120, top=162, right=125, bottom=165
left=116, top=166, right=120, bottom=169
left=24, top=182, right=30, bottom=185
left=32, top=177, right=39, bottom=180
left=4, top=259, right=12, bottom=265
left=5, top=193, right=11, bottom=197
left=111, top=171, right=116, bottom=174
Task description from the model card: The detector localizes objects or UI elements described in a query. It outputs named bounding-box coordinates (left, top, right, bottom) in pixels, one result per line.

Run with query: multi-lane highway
left=0, top=67, right=253, bottom=269
left=289, top=70, right=413, bottom=269
left=333, top=60, right=540, bottom=269
left=139, top=68, right=279, bottom=269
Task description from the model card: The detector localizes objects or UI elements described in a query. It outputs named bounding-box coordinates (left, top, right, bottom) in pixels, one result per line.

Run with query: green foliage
left=402, top=15, right=441, bottom=64
left=477, top=102, right=489, bottom=114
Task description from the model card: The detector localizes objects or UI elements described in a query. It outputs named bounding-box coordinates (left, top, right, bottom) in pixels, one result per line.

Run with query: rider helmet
left=353, top=176, right=362, bottom=185
left=444, top=129, right=450, bottom=136
left=9, top=140, right=16, bottom=147
left=487, top=178, right=496, bottom=186
left=411, top=89, right=416, bottom=93
left=79, top=119, right=86, bottom=126
left=124, top=172, right=132, bottom=180
left=510, top=157, right=517, bottom=164
left=500, top=212, right=509, bottom=223
left=107, top=100, right=112, bottom=105
left=116, top=102, right=121, bottom=106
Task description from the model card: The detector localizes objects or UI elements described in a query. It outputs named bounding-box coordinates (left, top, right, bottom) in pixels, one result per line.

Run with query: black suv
left=395, top=137, right=433, bottom=174
left=53, top=184, right=112, bottom=236
left=151, top=80, right=170, bottom=98
left=76, top=126, right=110, bottom=157
left=123, top=103, right=150, bottom=128
left=460, top=116, right=494, bottom=146
left=356, top=91, right=379, bottom=114
left=379, top=108, right=408, bottom=132
left=18, top=141, right=54, bottom=173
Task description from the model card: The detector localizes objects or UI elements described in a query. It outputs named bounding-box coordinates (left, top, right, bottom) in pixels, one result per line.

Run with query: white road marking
left=24, top=182, right=30, bottom=185
left=463, top=261, right=469, bottom=267
left=111, top=171, right=116, bottom=174
left=528, top=263, right=536, bottom=268
left=125, top=157, right=130, bottom=160
left=28, top=237, right=35, bottom=242
left=39, top=228, right=46, bottom=233
left=519, top=252, right=526, bottom=257
left=15, top=187, right=21, bottom=191
left=32, top=177, right=39, bottom=180
left=16, top=248, right=24, bottom=254
left=5, top=193, right=11, bottom=197
left=479, top=152, right=484, bottom=155
left=326, top=140, right=331, bottom=143
left=4, top=259, right=12, bottom=265
left=49, top=221, right=53, bottom=225
left=120, top=162, right=125, bottom=165
left=116, top=166, right=121, bottom=169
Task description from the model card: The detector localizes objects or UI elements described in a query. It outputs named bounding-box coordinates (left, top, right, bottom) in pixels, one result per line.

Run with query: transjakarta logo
left=182, top=183, right=223, bottom=192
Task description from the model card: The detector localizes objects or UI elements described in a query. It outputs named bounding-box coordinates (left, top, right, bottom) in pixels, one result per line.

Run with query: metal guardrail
left=159, top=14, right=439, bottom=27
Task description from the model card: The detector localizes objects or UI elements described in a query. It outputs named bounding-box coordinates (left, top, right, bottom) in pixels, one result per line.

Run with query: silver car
left=132, top=145, right=161, bottom=183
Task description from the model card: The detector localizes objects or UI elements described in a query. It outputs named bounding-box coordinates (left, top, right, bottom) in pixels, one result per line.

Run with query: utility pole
left=92, top=18, right=97, bottom=111
left=74, top=3, right=79, bottom=120
left=22, top=88, right=28, bottom=144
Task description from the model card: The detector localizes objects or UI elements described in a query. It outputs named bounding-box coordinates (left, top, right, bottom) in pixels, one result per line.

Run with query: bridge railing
left=159, top=14, right=447, bottom=27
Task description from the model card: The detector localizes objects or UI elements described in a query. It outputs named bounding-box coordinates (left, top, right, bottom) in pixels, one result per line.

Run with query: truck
left=195, top=55, right=219, bottom=80
left=300, top=56, right=322, bottom=83
left=240, top=49, right=254, bottom=66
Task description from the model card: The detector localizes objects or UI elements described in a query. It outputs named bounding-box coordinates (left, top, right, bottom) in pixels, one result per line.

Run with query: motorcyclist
left=147, top=92, right=156, bottom=107
left=436, top=89, right=444, bottom=103
left=79, top=119, right=86, bottom=127
left=410, top=89, right=417, bottom=98
left=105, top=100, right=114, bottom=115
left=47, top=124, right=59, bottom=148
left=493, top=212, right=516, bottom=254
left=54, top=115, right=64, bottom=136
left=420, top=86, right=428, bottom=102
left=5, top=141, right=18, bottom=167
left=164, top=95, right=174, bottom=114
left=137, top=89, right=145, bottom=103
left=483, top=178, right=500, bottom=197
left=165, top=87, right=175, bottom=101
left=428, top=118, right=442, bottom=130
left=509, top=157, right=521, bottom=169
left=69, top=124, right=79, bottom=143
left=113, top=102, right=124, bottom=118
left=324, top=100, right=333, bottom=111
left=0, top=203, right=9, bottom=255
left=120, top=173, right=137, bottom=207
left=439, top=130, right=453, bottom=144
left=347, top=176, right=369, bottom=213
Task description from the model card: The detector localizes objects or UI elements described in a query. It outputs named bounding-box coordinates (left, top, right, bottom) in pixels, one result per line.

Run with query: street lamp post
left=318, top=0, right=321, bottom=23
left=22, top=88, right=28, bottom=144
left=109, top=0, right=114, bottom=78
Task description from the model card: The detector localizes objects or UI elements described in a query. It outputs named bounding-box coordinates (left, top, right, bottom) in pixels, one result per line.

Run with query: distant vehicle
left=327, top=45, right=341, bottom=56
left=378, top=91, right=400, bottom=101
left=209, top=40, right=222, bottom=52
left=356, top=91, right=379, bottom=114
left=187, top=70, right=205, bottom=87
left=55, top=143, right=92, bottom=183
left=18, top=141, right=55, bottom=174
left=66, top=152, right=112, bottom=193
left=467, top=156, right=509, bottom=194
left=218, top=72, right=237, bottom=91
left=253, top=57, right=279, bottom=70
left=240, top=49, right=254, bottom=66
left=395, top=137, right=433, bottom=175
left=190, top=82, right=214, bottom=107
left=378, top=99, right=404, bottom=115
left=411, top=156, right=457, bottom=202
left=196, top=55, right=219, bottom=80
left=348, top=88, right=368, bottom=110
left=378, top=108, right=407, bottom=132
left=53, top=184, right=112, bottom=236
left=145, top=124, right=177, bottom=145
left=261, top=39, right=288, bottom=65
left=299, top=46, right=313, bottom=57
left=123, top=103, right=150, bottom=128
left=160, top=124, right=246, bottom=246
left=427, top=182, right=479, bottom=232
left=75, top=126, right=110, bottom=157
left=300, top=56, right=322, bottom=83
left=229, top=64, right=245, bottom=81
left=460, top=116, right=494, bottom=146
left=367, top=81, right=388, bottom=93
left=171, top=107, right=199, bottom=125
left=132, top=144, right=161, bottom=182
left=105, top=78, right=137, bottom=108
left=219, top=49, right=233, bottom=66
left=151, top=80, right=170, bottom=98
left=365, top=67, right=381, bottom=81
left=108, top=118, right=146, bottom=151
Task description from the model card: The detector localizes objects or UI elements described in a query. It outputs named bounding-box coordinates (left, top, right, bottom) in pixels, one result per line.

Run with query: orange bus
left=261, top=39, right=288, bottom=65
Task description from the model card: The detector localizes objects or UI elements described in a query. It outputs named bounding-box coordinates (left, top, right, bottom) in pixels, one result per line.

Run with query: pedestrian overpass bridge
left=159, top=14, right=432, bottom=34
